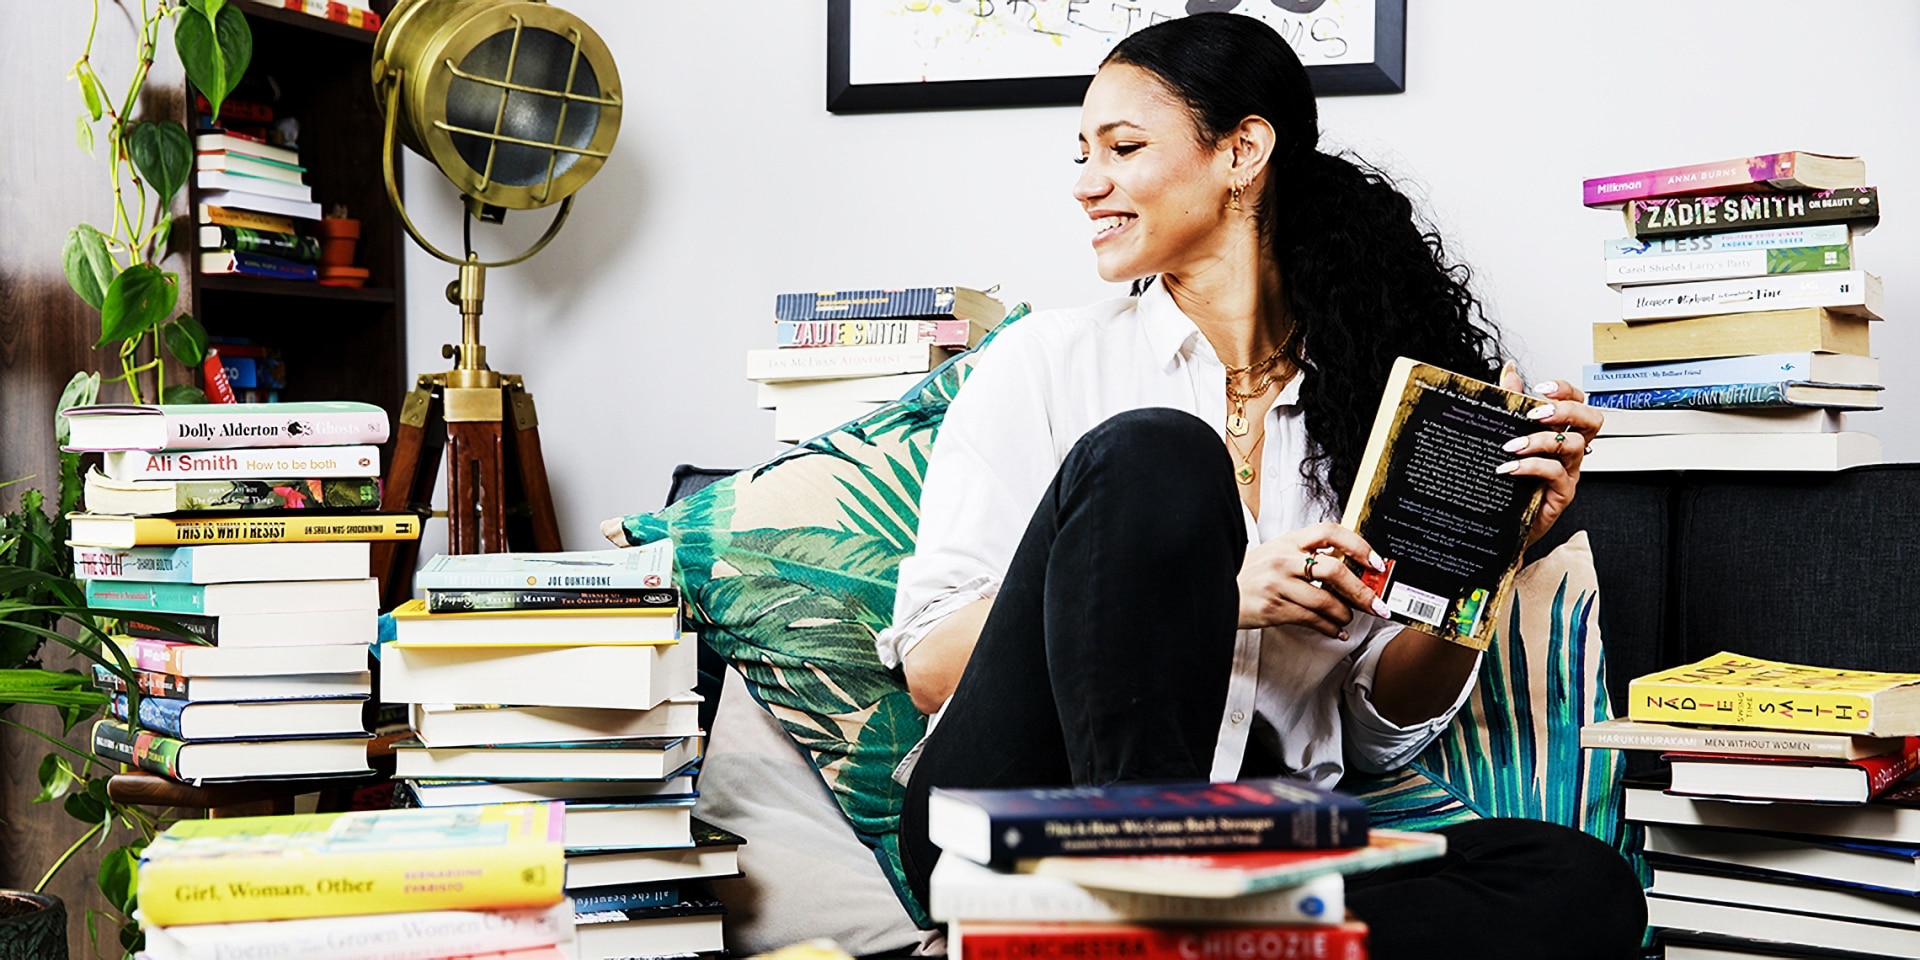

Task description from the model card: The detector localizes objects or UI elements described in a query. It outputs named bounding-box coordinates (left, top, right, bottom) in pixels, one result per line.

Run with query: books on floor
left=1579, top=152, right=1884, bottom=472
left=1587, top=652, right=1920, bottom=956
left=753, top=284, right=1006, bottom=443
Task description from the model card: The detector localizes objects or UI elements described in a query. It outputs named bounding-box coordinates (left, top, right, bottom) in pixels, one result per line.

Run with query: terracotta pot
left=316, top=217, right=362, bottom=268
left=0, top=892, right=67, bottom=960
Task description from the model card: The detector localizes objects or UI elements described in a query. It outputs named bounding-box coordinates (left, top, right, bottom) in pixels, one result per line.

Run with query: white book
left=1626, top=781, right=1920, bottom=845
left=102, top=445, right=382, bottom=482
left=1652, top=866, right=1920, bottom=930
left=1621, top=270, right=1882, bottom=322
left=196, top=170, right=313, bottom=202
left=931, top=854, right=1345, bottom=924
left=562, top=798, right=695, bottom=851
left=573, top=910, right=724, bottom=959
left=413, top=544, right=672, bottom=590
left=1602, top=231, right=1852, bottom=287
left=1645, top=824, right=1920, bottom=893
left=126, top=698, right=368, bottom=740
left=196, top=152, right=305, bottom=185
left=193, top=133, right=300, bottom=166
left=1581, top=432, right=1881, bottom=473
left=378, top=636, right=697, bottom=711
left=106, top=734, right=371, bottom=783
left=392, top=735, right=702, bottom=783
left=565, top=837, right=740, bottom=888
left=405, top=775, right=695, bottom=807
left=1580, top=718, right=1900, bottom=760
left=62, top=401, right=388, bottom=451
left=1646, top=894, right=1920, bottom=958
left=72, top=542, right=370, bottom=584
left=87, top=577, right=378, bottom=616
left=125, top=608, right=376, bottom=648
left=745, top=343, right=956, bottom=382
left=122, top=639, right=371, bottom=677
left=1595, top=408, right=1843, bottom=438
left=411, top=695, right=702, bottom=747
left=139, top=901, right=573, bottom=960
left=773, top=401, right=885, bottom=443
left=196, top=188, right=323, bottom=222
left=118, top=671, right=372, bottom=702
left=388, top=601, right=678, bottom=647
left=755, top=372, right=927, bottom=408
left=1582, top=352, right=1880, bottom=393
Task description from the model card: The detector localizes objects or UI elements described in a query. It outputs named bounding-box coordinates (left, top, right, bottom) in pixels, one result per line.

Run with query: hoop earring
left=1226, top=183, right=1243, bottom=212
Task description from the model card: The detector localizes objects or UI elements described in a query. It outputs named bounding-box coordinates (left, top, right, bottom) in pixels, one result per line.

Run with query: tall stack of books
left=381, top=547, right=737, bottom=960
left=926, top=779, right=1450, bottom=959
left=196, top=90, right=325, bottom=282
left=1583, top=653, right=1920, bottom=958
left=1580, top=152, right=1885, bottom=472
left=750, top=285, right=1005, bottom=443
left=61, top=401, right=422, bottom=785
left=136, top=803, right=576, bottom=960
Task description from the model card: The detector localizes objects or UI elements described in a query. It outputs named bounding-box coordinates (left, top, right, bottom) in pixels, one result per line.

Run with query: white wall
left=403, top=0, right=1920, bottom=555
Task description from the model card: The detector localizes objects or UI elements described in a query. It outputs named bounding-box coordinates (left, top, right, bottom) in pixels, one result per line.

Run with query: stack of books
left=259, top=0, right=384, bottom=31
left=926, top=779, right=1450, bottom=959
left=196, top=90, right=325, bottom=280
left=136, top=802, right=575, bottom=960
left=210, top=336, right=288, bottom=404
left=380, top=547, right=737, bottom=960
left=61, top=401, right=422, bottom=785
left=1583, top=652, right=1920, bottom=958
left=1580, top=152, right=1885, bottom=472
left=750, top=285, right=1005, bottom=443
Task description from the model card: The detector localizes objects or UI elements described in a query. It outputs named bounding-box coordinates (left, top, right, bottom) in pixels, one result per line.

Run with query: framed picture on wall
left=827, top=0, right=1406, bottom=114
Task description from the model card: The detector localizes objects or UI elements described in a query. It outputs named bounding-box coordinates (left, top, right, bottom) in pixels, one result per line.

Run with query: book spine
left=1620, top=271, right=1877, bottom=322
left=105, top=446, right=382, bottom=481
left=91, top=719, right=185, bottom=779
left=774, top=319, right=973, bottom=348
left=424, top=588, right=680, bottom=613
left=1579, top=726, right=1856, bottom=759
left=86, top=580, right=207, bottom=616
left=1591, top=310, right=1866, bottom=366
left=566, top=884, right=682, bottom=913
left=109, top=693, right=188, bottom=739
left=745, top=345, right=950, bottom=381
left=413, top=569, right=675, bottom=590
left=136, top=842, right=568, bottom=925
left=773, top=287, right=956, bottom=321
left=1588, top=383, right=1795, bottom=411
left=1628, top=188, right=1880, bottom=239
left=1628, top=681, right=1876, bottom=734
left=1583, top=153, right=1795, bottom=206
left=90, top=664, right=192, bottom=699
left=1604, top=224, right=1852, bottom=258
left=113, top=513, right=423, bottom=546
left=209, top=225, right=322, bottom=262
left=196, top=171, right=311, bottom=202
left=145, top=902, right=571, bottom=960
left=956, top=923, right=1368, bottom=960
left=934, top=874, right=1339, bottom=924
left=1581, top=353, right=1825, bottom=393
left=223, top=251, right=319, bottom=281
left=200, top=204, right=298, bottom=234
left=123, top=615, right=219, bottom=644
left=990, top=806, right=1365, bottom=864
left=163, top=477, right=383, bottom=512
left=1604, top=244, right=1850, bottom=286
left=74, top=547, right=197, bottom=583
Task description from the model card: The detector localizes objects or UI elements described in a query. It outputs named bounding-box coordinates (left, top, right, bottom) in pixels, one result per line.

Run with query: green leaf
left=127, top=121, right=192, bottom=203
left=151, top=213, right=175, bottom=258
left=34, top=753, right=77, bottom=804
left=162, top=384, right=209, bottom=405
left=76, top=114, right=94, bottom=156
left=78, top=66, right=103, bottom=121
left=175, top=2, right=252, bottom=123
left=98, top=844, right=139, bottom=915
left=162, top=315, right=208, bottom=366
left=96, top=265, right=178, bottom=347
left=54, top=371, right=100, bottom=445
left=63, top=784, right=106, bottom=824
left=62, top=224, right=115, bottom=311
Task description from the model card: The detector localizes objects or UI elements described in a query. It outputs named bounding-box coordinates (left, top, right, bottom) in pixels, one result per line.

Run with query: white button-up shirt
left=877, top=278, right=1478, bottom=786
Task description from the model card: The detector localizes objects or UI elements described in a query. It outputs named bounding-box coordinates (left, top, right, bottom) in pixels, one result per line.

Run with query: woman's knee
left=1062, top=408, right=1233, bottom=499
left=1456, top=818, right=1647, bottom=948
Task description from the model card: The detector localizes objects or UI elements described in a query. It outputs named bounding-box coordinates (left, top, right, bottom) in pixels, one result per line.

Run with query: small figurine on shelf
left=317, top=204, right=368, bottom=288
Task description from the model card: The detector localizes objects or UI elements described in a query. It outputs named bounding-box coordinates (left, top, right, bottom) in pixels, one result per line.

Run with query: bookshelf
left=184, top=0, right=407, bottom=435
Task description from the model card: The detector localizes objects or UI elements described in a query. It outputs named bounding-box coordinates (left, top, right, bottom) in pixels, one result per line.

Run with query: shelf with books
left=197, top=274, right=398, bottom=303
left=231, top=0, right=381, bottom=44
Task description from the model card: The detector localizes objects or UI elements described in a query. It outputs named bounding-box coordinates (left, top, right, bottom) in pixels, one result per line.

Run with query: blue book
left=84, top=577, right=377, bottom=616
left=926, top=778, right=1369, bottom=868
left=1582, top=352, right=1880, bottom=393
left=109, top=693, right=189, bottom=739
left=773, top=285, right=1001, bottom=323
left=566, top=881, right=684, bottom=913
left=1588, top=382, right=1883, bottom=411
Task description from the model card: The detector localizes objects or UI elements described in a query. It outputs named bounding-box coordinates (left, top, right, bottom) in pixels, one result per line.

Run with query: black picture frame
left=827, top=0, right=1406, bottom=114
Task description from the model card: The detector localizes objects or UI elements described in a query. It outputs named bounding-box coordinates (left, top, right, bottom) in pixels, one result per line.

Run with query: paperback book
left=930, top=854, right=1344, bottom=924
left=405, top=775, right=696, bottom=808
left=1587, top=383, right=1882, bottom=411
left=66, top=512, right=422, bottom=548
left=378, top=637, right=697, bottom=711
left=1624, top=775, right=1920, bottom=845
left=1581, top=432, right=1882, bottom=473
left=745, top=343, right=956, bottom=382
left=774, top=317, right=984, bottom=349
left=571, top=895, right=726, bottom=958
left=1627, top=187, right=1880, bottom=239
left=139, top=900, right=575, bottom=960
left=81, top=471, right=383, bottom=515
left=563, top=820, right=742, bottom=888
left=1645, top=828, right=1920, bottom=897
left=84, top=577, right=378, bottom=617
left=1340, top=357, right=1544, bottom=649
left=201, top=250, right=320, bottom=281
left=1022, top=829, right=1447, bottom=898
left=773, top=285, right=1004, bottom=324
left=410, top=695, right=703, bottom=747
left=424, top=587, right=679, bottom=614
left=91, top=718, right=370, bottom=785
left=1592, top=309, right=1869, bottom=365
left=1596, top=408, right=1843, bottom=438
left=1603, top=239, right=1849, bottom=287
left=1628, top=652, right=1920, bottom=735
left=117, top=608, right=377, bottom=648
left=73, top=541, right=371, bottom=584
left=116, top=636, right=370, bottom=677
left=414, top=544, right=673, bottom=590
left=63, top=401, right=389, bottom=451
left=1619, top=270, right=1882, bottom=322
left=1581, top=352, right=1879, bottom=393
left=1664, top=738, right=1920, bottom=803
left=198, top=203, right=299, bottom=234
left=1583, top=152, right=1865, bottom=207
left=391, top=735, right=703, bottom=783
left=102, top=445, right=382, bottom=482
left=568, top=883, right=686, bottom=914
left=108, top=693, right=367, bottom=740
left=91, top=662, right=372, bottom=702
left=386, top=599, right=679, bottom=646
left=1580, top=717, right=1901, bottom=760
left=950, top=920, right=1369, bottom=960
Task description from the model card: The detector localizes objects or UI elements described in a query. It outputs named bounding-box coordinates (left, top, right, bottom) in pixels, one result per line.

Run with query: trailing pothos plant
left=63, top=0, right=254, bottom=406
left=0, top=2, right=253, bottom=956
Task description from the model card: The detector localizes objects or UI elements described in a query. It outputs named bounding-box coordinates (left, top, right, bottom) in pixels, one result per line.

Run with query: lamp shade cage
left=372, top=0, right=622, bottom=210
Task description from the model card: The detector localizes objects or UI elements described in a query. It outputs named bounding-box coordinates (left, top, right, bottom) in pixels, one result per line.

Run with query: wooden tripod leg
left=446, top=419, right=509, bottom=555
left=507, top=388, right=563, bottom=552
left=375, top=384, right=445, bottom=610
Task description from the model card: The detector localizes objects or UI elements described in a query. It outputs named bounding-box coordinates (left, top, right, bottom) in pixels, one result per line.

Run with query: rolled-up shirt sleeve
left=875, top=322, right=1059, bottom=672
left=1339, top=622, right=1482, bottom=775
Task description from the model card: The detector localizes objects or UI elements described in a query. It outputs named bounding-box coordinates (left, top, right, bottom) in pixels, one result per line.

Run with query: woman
left=877, top=13, right=1644, bottom=959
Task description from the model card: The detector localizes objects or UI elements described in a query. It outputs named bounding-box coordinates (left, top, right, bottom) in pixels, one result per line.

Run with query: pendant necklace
left=1225, top=425, right=1262, bottom=485
left=1223, top=345, right=1288, bottom=438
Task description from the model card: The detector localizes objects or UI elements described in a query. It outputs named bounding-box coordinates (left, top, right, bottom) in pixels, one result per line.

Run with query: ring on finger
left=1554, top=432, right=1568, bottom=450
left=1302, top=554, right=1320, bottom=578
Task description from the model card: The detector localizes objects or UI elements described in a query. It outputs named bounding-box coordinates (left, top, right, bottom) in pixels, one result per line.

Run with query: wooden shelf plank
left=197, top=274, right=397, bottom=302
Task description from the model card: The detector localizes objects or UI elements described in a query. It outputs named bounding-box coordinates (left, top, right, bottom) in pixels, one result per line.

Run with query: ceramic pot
left=0, top=891, right=66, bottom=960
left=316, top=217, right=362, bottom=268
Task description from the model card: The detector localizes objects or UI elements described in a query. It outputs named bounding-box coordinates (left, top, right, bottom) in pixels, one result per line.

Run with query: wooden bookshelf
left=185, top=0, right=407, bottom=436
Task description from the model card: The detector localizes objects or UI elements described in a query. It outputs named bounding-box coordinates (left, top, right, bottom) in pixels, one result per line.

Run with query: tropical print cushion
left=1344, top=531, right=1638, bottom=869
left=614, top=305, right=1030, bottom=926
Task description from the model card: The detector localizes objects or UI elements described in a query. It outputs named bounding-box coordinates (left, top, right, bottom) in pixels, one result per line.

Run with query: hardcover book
left=102, top=446, right=381, bottom=483
left=62, top=401, right=389, bottom=451
left=378, top=636, right=698, bottom=711
left=1624, top=776, right=1920, bottom=845
left=414, top=544, right=673, bottom=590
left=72, top=542, right=371, bottom=584
left=1645, top=825, right=1920, bottom=896
left=198, top=203, right=300, bottom=234
left=1628, top=652, right=1920, bottom=736
left=411, top=695, right=703, bottom=747
left=387, top=599, right=679, bottom=647
left=404, top=775, right=696, bottom=808
left=1021, top=829, right=1447, bottom=898
left=82, top=470, right=383, bottom=516
left=572, top=896, right=726, bottom=959
left=1340, top=358, right=1544, bottom=650
left=66, top=512, right=422, bottom=548
left=1581, top=352, right=1879, bottom=393
left=114, top=636, right=370, bottom=677
left=567, top=882, right=685, bottom=914
left=1592, top=309, right=1869, bottom=365
left=1626, top=187, right=1880, bottom=239
left=950, top=920, right=1369, bottom=960
left=1664, top=738, right=1920, bottom=803
left=108, top=693, right=367, bottom=740
left=1619, top=271, right=1882, bottom=322
left=1580, top=717, right=1901, bottom=760
left=391, top=736, right=703, bottom=784
left=140, top=901, right=574, bottom=960
left=91, top=718, right=370, bottom=785
left=90, top=662, right=372, bottom=702
left=84, top=577, right=378, bottom=616
left=1595, top=407, right=1843, bottom=438
left=199, top=223, right=322, bottom=261
left=136, top=803, right=567, bottom=925
left=1583, top=152, right=1865, bottom=207
left=773, top=285, right=1004, bottom=324
left=1587, top=383, right=1882, bottom=412
left=562, top=820, right=742, bottom=889
left=926, top=779, right=1368, bottom=868
left=424, top=587, right=679, bottom=614
left=774, top=317, right=985, bottom=349
left=930, top=853, right=1344, bottom=924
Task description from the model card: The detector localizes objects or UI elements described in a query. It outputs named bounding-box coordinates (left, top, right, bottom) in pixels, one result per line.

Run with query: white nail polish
left=1495, top=461, right=1520, bottom=475
left=1502, top=436, right=1526, bottom=453
left=1371, top=598, right=1390, bottom=617
left=1533, top=382, right=1558, bottom=395
left=1528, top=406, right=1554, bottom=420
left=1368, top=551, right=1386, bottom=572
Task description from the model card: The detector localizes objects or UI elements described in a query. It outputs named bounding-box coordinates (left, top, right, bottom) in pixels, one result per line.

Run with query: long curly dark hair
left=1106, top=14, right=1505, bottom=508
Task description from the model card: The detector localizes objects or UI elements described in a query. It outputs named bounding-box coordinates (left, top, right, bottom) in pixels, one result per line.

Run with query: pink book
left=1583, top=152, right=1863, bottom=207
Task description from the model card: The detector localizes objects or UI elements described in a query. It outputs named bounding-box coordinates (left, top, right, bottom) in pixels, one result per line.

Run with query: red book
left=1665, top=736, right=1920, bottom=803
left=953, top=920, right=1367, bottom=960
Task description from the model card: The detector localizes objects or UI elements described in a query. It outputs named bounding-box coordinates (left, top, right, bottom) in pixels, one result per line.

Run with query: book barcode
left=1403, top=596, right=1444, bottom=621
left=1387, top=583, right=1449, bottom=627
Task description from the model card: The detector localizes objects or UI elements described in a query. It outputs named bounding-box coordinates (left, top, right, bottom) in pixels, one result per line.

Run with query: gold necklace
left=1224, top=357, right=1289, bottom=438
left=1225, top=421, right=1263, bottom=485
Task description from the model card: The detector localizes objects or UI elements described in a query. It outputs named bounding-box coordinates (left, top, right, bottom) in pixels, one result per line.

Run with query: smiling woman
left=880, top=13, right=1637, bottom=960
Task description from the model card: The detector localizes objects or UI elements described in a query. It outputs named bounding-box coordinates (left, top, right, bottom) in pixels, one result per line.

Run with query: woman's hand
left=1238, top=522, right=1390, bottom=637
left=1497, top=363, right=1604, bottom=547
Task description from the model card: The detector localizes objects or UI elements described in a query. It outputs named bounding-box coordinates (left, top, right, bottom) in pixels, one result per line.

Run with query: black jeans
left=899, top=408, right=1646, bottom=959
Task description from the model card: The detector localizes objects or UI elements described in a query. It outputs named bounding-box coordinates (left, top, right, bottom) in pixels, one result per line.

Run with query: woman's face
left=1074, top=63, right=1234, bottom=283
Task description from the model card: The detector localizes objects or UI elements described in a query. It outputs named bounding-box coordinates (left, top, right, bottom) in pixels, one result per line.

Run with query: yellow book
left=1628, top=652, right=1920, bottom=736
left=66, top=512, right=423, bottom=548
left=138, top=803, right=565, bottom=925
left=387, top=599, right=679, bottom=647
left=1592, top=308, right=1869, bottom=364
